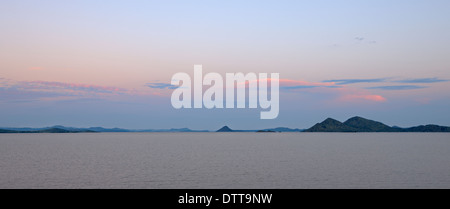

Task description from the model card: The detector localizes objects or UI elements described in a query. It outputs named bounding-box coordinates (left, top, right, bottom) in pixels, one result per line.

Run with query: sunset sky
left=1, top=0, right=450, bottom=130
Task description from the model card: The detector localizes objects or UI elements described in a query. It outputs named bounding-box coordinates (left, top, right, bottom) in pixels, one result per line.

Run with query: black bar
left=1, top=189, right=445, bottom=208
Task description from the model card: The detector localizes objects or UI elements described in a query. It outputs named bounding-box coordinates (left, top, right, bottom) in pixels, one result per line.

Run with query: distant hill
left=136, top=128, right=209, bottom=132
left=217, top=126, right=234, bottom=132
left=0, top=127, right=46, bottom=132
left=259, top=127, right=304, bottom=132
left=0, top=126, right=209, bottom=133
left=257, top=130, right=276, bottom=133
left=404, top=125, right=450, bottom=132
left=86, top=127, right=130, bottom=132
left=343, top=116, right=398, bottom=132
left=304, top=118, right=358, bottom=132
left=0, top=126, right=100, bottom=132
left=0, top=129, right=17, bottom=133
left=215, top=126, right=262, bottom=132
left=0, top=128, right=96, bottom=133
left=37, top=128, right=96, bottom=133
left=305, top=117, right=450, bottom=132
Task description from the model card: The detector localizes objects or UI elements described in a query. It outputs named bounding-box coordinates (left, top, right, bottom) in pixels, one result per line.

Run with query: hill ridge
left=305, top=116, right=450, bottom=132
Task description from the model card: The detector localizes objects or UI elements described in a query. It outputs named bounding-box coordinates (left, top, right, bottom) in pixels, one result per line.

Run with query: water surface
left=1, top=133, right=450, bottom=189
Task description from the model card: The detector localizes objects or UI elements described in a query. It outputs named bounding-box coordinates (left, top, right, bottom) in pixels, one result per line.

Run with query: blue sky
left=1, top=0, right=450, bottom=129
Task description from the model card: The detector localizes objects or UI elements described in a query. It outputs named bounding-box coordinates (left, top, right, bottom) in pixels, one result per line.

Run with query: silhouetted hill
left=217, top=126, right=233, bottom=132
left=343, top=116, right=398, bottom=132
left=304, top=118, right=357, bottom=132
left=405, top=125, right=450, bottom=132
left=305, top=117, right=450, bottom=132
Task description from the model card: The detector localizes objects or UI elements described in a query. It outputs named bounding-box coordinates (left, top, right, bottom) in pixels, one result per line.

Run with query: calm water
left=1, top=133, right=450, bottom=189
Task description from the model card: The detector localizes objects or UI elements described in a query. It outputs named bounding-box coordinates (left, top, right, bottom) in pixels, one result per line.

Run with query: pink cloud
left=341, top=94, right=387, bottom=102
left=29, top=67, right=44, bottom=70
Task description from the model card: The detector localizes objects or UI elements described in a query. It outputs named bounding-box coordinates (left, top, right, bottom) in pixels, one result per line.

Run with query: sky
left=1, top=0, right=450, bottom=130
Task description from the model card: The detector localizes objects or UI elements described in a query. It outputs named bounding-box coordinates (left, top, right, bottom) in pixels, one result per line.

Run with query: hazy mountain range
left=1, top=116, right=450, bottom=133
left=0, top=126, right=209, bottom=133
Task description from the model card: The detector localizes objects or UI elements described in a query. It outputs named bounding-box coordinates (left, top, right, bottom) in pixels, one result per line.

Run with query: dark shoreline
left=2, top=116, right=450, bottom=133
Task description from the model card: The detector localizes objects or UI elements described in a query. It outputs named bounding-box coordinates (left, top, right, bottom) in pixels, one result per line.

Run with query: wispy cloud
left=146, top=83, right=179, bottom=90
left=274, top=79, right=338, bottom=90
left=323, top=78, right=386, bottom=85
left=355, top=37, right=365, bottom=41
left=395, top=77, right=448, bottom=84
left=229, top=78, right=338, bottom=90
left=22, top=81, right=127, bottom=94
left=281, top=85, right=341, bottom=90
left=281, top=85, right=320, bottom=90
left=366, top=85, right=427, bottom=90
left=0, top=87, right=71, bottom=102
left=0, top=78, right=147, bottom=103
